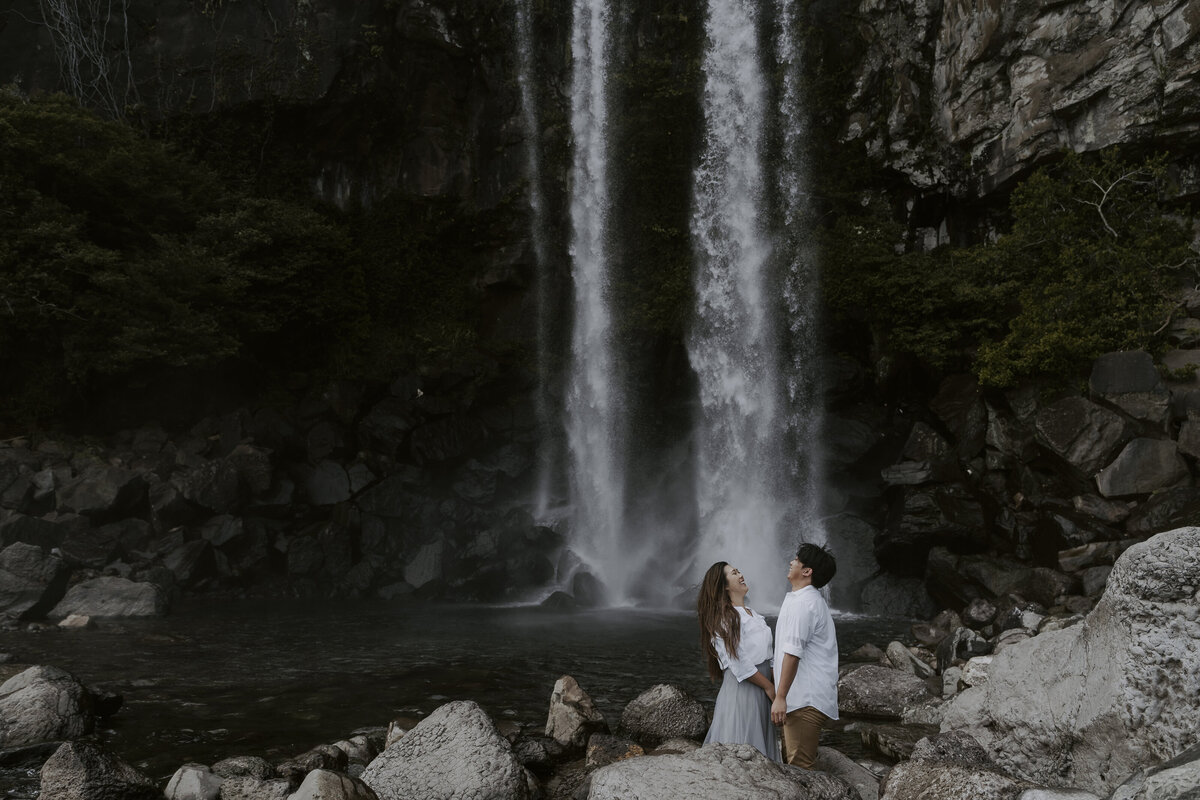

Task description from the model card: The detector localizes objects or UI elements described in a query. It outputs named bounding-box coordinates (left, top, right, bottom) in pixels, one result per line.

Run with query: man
left=771, top=543, right=839, bottom=768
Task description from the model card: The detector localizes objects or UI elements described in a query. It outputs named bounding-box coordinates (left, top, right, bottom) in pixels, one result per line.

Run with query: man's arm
left=771, top=653, right=798, bottom=724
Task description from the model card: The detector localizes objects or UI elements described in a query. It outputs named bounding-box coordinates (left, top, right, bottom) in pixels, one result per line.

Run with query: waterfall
left=514, top=0, right=557, bottom=519
left=564, top=0, right=628, bottom=603
left=687, top=0, right=826, bottom=607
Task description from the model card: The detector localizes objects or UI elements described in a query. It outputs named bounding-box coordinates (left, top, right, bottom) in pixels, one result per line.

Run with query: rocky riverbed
left=3, top=525, right=1196, bottom=800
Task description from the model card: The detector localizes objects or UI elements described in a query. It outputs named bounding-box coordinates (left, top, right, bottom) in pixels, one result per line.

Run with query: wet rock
left=409, top=415, right=488, bottom=465
left=962, top=598, right=997, bottom=629
left=47, top=577, right=167, bottom=618
left=0, top=542, right=69, bottom=619
left=934, top=627, right=991, bottom=672
left=814, top=746, right=880, bottom=800
left=910, top=623, right=948, bottom=649
left=166, top=763, right=224, bottom=800
left=848, top=722, right=933, bottom=762
left=165, top=539, right=217, bottom=586
left=880, top=731, right=1034, bottom=800
left=332, top=735, right=378, bottom=767
left=511, top=735, right=568, bottom=775
left=585, top=733, right=644, bottom=769
left=617, top=684, right=706, bottom=747
left=838, top=665, right=934, bottom=720
left=1078, top=565, right=1111, bottom=597
left=886, top=642, right=934, bottom=679
left=1095, top=439, right=1190, bottom=498
left=38, top=740, right=159, bottom=800
left=56, top=465, right=147, bottom=519
left=1071, top=494, right=1133, bottom=525
left=0, top=511, right=90, bottom=551
left=545, top=675, right=608, bottom=750
left=941, top=526, right=1200, bottom=795
left=361, top=700, right=530, bottom=800
left=1021, top=568, right=1078, bottom=608
left=1124, top=487, right=1200, bottom=535
left=589, top=742, right=857, bottom=800
left=0, top=665, right=95, bottom=748
left=930, top=375, right=988, bottom=460
left=57, top=614, right=92, bottom=629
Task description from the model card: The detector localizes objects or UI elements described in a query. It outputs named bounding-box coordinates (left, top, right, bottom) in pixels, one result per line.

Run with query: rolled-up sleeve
left=779, top=599, right=813, bottom=660
left=713, top=635, right=759, bottom=682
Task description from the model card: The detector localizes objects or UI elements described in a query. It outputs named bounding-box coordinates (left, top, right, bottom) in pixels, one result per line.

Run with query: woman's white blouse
left=712, top=606, right=774, bottom=682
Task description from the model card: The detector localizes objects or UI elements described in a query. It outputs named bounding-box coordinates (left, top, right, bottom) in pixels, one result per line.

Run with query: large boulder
left=47, top=577, right=167, bottom=619
left=165, top=763, right=224, bottom=799
left=360, top=700, right=530, bottom=800
left=1088, top=351, right=1170, bottom=428
left=1034, top=397, right=1131, bottom=476
left=38, top=740, right=159, bottom=800
left=617, top=684, right=707, bottom=747
left=879, top=731, right=1037, bottom=800
left=1109, top=741, right=1200, bottom=800
left=588, top=742, right=858, bottom=800
left=1094, top=439, right=1190, bottom=497
left=838, top=665, right=935, bottom=720
left=55, top=465, right=147, bottom=519
left=290, top=769, right=379, bottom=800
left=0, top=666, right=94, bottom=748
left=940, top=526, right=1200, bottom=795
left=545, top=675, right=608, bottom=750
left=0, top=541, right=69, bottom=619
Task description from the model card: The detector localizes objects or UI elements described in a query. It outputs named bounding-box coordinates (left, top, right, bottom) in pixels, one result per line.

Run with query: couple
left=696, top=543, right=838, bottom=768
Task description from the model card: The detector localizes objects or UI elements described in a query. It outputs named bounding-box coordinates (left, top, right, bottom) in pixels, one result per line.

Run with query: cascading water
left=687, top=0, right=826, bottom=608
left=564, top=0, right=629, bottom=603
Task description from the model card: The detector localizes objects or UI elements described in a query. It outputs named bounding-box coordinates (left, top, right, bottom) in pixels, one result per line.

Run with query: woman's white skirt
left=702, top=659, right=781, bottom=762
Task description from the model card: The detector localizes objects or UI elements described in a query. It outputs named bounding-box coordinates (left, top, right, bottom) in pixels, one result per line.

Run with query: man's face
left=787, top=556, right=811, bottom=584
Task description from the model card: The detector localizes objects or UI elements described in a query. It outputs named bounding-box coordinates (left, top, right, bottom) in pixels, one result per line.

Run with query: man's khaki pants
left=780, top=706, right=828, bottom=768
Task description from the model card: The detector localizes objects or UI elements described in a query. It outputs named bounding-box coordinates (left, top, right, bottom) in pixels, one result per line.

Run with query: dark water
left=0, top=600, right=913, bottom=796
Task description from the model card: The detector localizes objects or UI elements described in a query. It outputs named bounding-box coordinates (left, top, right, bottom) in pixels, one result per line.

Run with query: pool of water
left=0, top=600, right=914, bottom=796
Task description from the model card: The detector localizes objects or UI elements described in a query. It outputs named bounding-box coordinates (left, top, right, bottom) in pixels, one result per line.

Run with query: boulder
left=940, top=526, right=1200, bottom=795
left=1123, top=487, right=1200, bottom=535
left=0, top=665, right=94, bottom=748
left=962, top=598, right=997, bottom=628
left=510, top=735, right=568, bottom=774
left=588, top=742, right=858, bottom=800
left=838, top=665, right=934, bottom=720
left=929, top=374, right=988, bottom=459
left=166, top=763, right=224, bottom=800
left=814, top=746, right=880, bottom=800
left=38, top=741, right=159, bottom=800
left=859, top=574, right=937, bottom=619
left=934, top=627, right=991, bottom=671
left=823, top=514, right=880, bottom=609
left=0, top=512, right=90, bottom=551
left=1088, top=351, right=1170, bottom=427
left=879, top=731, right=1035, bottom=800
left=302, top=461, right=352, bottom=506
left=848, top=722, right=932, bottom=761
left=212, top=755, right=275, bottom=780
left=218, top=777, right=292, bottom=800
left=47, top=577, right=167, bottom=618
left=545, top=675, right=608, bottom=750
left=290, top=769, right=379, bottom=800
left=0, top=542, right=68, bottom=619
left=1109, top=741, right=1200, bottom=800
left=360, top=700, right=530, bottom=800
left=1034, top=397, right=1130, bottom=476
left=55, top=465, right=147, bottom=519
left=617, top=684, right=707, bottom=747
left=1071, top=494, right=1133, bottom=525
left=1095, top=439, right=1190, bottom=497
left=885, top=642, right=934, bottom=679
left=585, top=733, right=644, bottom=769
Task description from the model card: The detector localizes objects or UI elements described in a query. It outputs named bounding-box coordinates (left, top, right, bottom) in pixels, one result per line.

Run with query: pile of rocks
left=0, top=369, right=568, bottom=621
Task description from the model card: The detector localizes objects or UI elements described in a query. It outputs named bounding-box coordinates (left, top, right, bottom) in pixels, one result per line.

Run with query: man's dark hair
left=796, top=543, right=837, bottom=589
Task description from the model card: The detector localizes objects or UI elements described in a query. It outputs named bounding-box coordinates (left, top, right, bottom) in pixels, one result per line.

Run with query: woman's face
left=723, top=564, right=747, bottom=596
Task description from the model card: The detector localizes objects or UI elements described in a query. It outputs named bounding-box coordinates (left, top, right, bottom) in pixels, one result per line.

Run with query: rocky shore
left=3, top=525, right=1195, bottom=800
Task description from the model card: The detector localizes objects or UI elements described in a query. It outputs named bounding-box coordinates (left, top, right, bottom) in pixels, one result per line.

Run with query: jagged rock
left=1124, top=487, right=1200, bottom=535
left=0, top=512, right=90, bottom=551
left=56, top=465, right=147, bottom=519
left=166, top=763, right=224, bottom=800
left=991, top=628, right=1033, bottom=655
left=0, top=666, right=95, bottom=748
left=1095, top=439, right=1190, bottom=498
left=959, top=656, right=993, bottom=688
left=910, top=623, right=948, bottom=649
left=903, top=421, right=952, bottom=462
left=289, top=769, right=379, bottom=800
left=815, top=746, right=880, bottom=800
left=942, top=666, right=963, bottom=698
left=941, top=526, right=1200, bottom=795
left=333, top=735, right=378, bottom=767
left=218, top=776, right=292, bottom=800
left=886, top=642, right=934, bottom=679
left=1057, top=541, right=1120, bottom=572
left=650, top=738, right=701, bottom=755
left=1021, top=568, right=1078, bottom=608
left=849, top=722, right=933, bottom=762
left=1109, top=741, right=1200, bottom=800
left=962, top=598, right=997, bottom=629
left=360, top=700, right=530, bottom=800
left=617, top=684, right=706, bottom=747
left=409, top=415, right=489, bottom=465
left=879, top=731, right=1034, bottom=800
left=1089, top=351, right=1170, bottom=427
left=47, top=577, right=167, bottom=618
left=934, top=627, right=991, bottom=672
left=1071, top=494, right=1133, bottom=525
left=38, top=740, right=159, bottom=800
left=511, top=735, right=568, bottom=774
left=589, top=742, right=858, bottom=800
left=1180, top=419, right=1200, bottom=459
left=177, top=459, right=242, bottom=515
left=838, top=665, right=934, bottom=720
left=545, top=675, right=608, bottom=750
left=0, top=542, right=69, bottom=619
left=859, top=574, right=937, bottom=619
left=824, top=514, right=879, bottom=609
left=1078, top=565, right=1111, bottom=597
left=1034, top=397, right=1131, bottom=476
left=302, top=461, right=352, bottom=506
left=986, top=406, right=1037, bottom=462
left=929, top=375, right=987, bottom=459
left=165, top=539, right=217, bottom=586
left=212, top=755, right=276, bottom=780
left=825, top=417, right=881, bottom=468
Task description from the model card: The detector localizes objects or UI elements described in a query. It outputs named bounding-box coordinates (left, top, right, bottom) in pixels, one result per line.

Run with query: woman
left=697, top=561, right=780, bottom=761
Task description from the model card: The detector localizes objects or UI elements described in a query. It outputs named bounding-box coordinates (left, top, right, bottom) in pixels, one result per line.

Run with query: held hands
left=770, top=695, right=787, bottom=725
left=763, top=684, right=776, bottom=703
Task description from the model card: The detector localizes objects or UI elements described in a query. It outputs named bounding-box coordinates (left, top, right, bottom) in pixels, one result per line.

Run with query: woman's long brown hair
left=697, top=561, right=741, bottom=682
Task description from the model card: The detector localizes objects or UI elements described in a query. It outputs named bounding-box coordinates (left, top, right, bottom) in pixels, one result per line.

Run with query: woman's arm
left=747, top=670, right=775, bottom=701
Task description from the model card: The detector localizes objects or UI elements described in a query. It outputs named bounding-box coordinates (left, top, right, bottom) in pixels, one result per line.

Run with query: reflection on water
left=0, top=600, right=913, bottom=795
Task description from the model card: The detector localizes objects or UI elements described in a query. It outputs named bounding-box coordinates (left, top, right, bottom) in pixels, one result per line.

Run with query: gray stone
left=1034, top=397, right=1131, bottom=476
left=930, top=374, right=987, bottom=459
left=303, top=461, right=352, bottom=506
left=826, top=417, right=881, bottom=467
left=859, top=574, right=937, bottom=619
left=402, top=541, right=443, bottom=589
left=838, top=665, right=934, bottom=720
left=849, top=722, right=933, bottom=762
left=617, top=684, right=707, bottom=747
left=589, top=742, right=858, bottom=800
left=935, top=627, right=991, bottom=672
left=545, top=675, right=608, bottom=750
left=1180, top=419, right=1200, bottom=459
left=166, top=763, right=224, bottom=800
left=289, top=769, right=379, bottom=800
left=1109, top=741, right=1200, bottom=800
left=1070, top=494, right=1133, bottom=525
left=56, top=465, right=147, bottom=518
left=815, top=746, right=880, bottom=800
left=1124, top=487, right=1200, bottom=535
left=585, top=733, right=644, bottom=769
left=47, top=577, right=167, bottom=618
left=217, top=776, right=291, bottom=800
left=886, top=642, right=934, bottom=679
left=0, top=542, right=68, bottom=619
left=360, top=700, right=529, bottom=800
left=962, top=598, right=997, bottom=628
left=1089, top=351, right=1170, bottom=427
left=823, top=514, right=879, bottom=610
left=1095, top=439, right=1190, bottom=497
left=942, top=667, right=963, bottom=698
left=880, top=462, right=933, bottom=486
left=880, top=753, right=1035, bottom=800
left=991, top=628, right=1033, bottom=655
left=212, top=756, right=275, bottom=781
left=941, top=526, right=1200, bottom=796
left=0, top=665, right=94, bottom=748
left=38, top=740, right=159, bottom=800
left=1079, top=565, right=1112, bottom=597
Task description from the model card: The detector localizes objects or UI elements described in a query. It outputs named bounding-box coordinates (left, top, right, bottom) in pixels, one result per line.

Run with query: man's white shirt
left=773, top=585, right=839, bottom=719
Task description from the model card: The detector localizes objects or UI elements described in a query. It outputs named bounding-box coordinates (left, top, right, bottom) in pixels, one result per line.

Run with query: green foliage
left=822, top=151, right=1195, bottom=387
